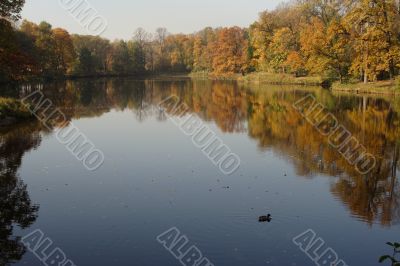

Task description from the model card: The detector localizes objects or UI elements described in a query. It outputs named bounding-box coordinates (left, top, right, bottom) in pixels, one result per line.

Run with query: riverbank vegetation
left=332, top=78, right=400, bottom=94
left=238, top=72, right=324, bottom=86
left=1, top=0, right=400, bottom=85
left=0, top=97, right=32, bottom=126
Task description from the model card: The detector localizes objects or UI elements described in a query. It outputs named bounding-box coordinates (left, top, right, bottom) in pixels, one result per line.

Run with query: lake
left=0, top=77, right=399, bottom=266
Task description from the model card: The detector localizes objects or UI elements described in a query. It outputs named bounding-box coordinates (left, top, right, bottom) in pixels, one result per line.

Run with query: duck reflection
left=0, top=122, right=41, bottom=264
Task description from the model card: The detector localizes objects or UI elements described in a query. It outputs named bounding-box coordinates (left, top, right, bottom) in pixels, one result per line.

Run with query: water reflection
left=1, top=78, right=399, bottom=263
left=0, top=122, right=41, bottom=264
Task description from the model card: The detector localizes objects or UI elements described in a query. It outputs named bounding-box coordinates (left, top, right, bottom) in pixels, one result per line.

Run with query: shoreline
left=0, top=72, right=192, bottom=86
left=1, top=75, right=400, bottom=128
left=331, top=80, right=400, bottom=95
left=0, top=98, right=33, bottom=128
left=190, top=72, right=325, bottom=86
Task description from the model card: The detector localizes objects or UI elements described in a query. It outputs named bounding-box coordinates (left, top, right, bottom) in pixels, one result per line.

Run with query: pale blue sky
left=21, top=0, right=282, bottom=39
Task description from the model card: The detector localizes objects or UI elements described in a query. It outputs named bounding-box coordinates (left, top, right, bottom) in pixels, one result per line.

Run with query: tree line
left=1, top=0, right=400, bottom=83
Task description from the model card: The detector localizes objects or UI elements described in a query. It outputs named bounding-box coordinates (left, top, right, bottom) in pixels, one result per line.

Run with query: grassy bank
left=332, top=79, right=400, bottom=95
left=238, top=72, right=324, bottom=86
left=189, top=71, right=241, bottom=80
left=190, top=71, right=325, bottom=85
left=0, top=98, right=33, bottom=127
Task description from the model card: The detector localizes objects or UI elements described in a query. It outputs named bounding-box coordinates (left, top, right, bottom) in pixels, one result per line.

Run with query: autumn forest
left=2, top=0, right=400, bottom=84
left=2, top=1, right=400, bottom=265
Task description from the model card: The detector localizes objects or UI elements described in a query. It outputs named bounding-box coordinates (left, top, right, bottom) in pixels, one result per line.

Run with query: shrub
left=0, top=97, right=32, bottom=119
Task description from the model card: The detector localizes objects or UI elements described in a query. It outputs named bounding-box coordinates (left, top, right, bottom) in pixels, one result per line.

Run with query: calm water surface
left=1, top=78, right=399, bottom=266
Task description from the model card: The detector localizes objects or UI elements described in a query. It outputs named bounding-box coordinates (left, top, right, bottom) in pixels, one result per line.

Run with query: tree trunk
left=364, top=44, right=369, bottom=84
left=364, top=70, right=368, bottom=84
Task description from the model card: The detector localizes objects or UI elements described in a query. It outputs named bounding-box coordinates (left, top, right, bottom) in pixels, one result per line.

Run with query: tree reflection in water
left=3, top=79, right=398, bottom=246
left=0, top=122, right=41, bottom=265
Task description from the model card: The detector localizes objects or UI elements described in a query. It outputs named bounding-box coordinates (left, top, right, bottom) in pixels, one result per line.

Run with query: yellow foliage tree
left=345, top=0, right=400, bottom=82
left=300, top=17, right=351, bottom=82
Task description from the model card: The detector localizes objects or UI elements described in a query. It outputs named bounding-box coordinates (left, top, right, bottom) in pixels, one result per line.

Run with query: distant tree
left=76, top=47, right=95, bottom=75
left=193, top=27, right=216, bottom=72
left=19, top=20, right=38, bottom=37
left=301, top=17, right=351, bottom=82
left=71, top=35, right=111, bottom=73
left=269, top=27, right=297, bottom=73
left=212, top=27, right=249, bottom=74
left=165, top=34, right=194, bottom=72
left=298, top=0, right=346, bottom=25
left=249, top=11, right=279, bottom=71
left=128, top=40, right=146, bottom=73
left=1, top=1, right=400, bottom=82
left=111, top=40, right=131, bottom=74
left=345, top=0, right=400, bottom=82
left=155, top=27, right=168, bottom=50
left=133, top=27, right=150, bottom=49
left=53, top=28, right=76, bottom=74
left=33, top=21, right=59, bottom=76
left=249, top=4, right=301, bottom=72
left=154, top=27, right=169, bottom=71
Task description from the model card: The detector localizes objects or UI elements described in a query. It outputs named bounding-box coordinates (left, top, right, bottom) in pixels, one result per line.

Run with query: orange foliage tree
left=211, top=27, right=249, bottom=74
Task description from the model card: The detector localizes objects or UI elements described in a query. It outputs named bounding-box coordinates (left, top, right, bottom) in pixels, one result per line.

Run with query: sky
left=21, top=0, right=283, bottom=40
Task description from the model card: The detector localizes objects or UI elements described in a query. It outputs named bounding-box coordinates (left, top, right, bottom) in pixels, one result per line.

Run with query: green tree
left=71, top=35, right=112, bottom=74
left=76, top=47, right=95, bottom=75
left=128, top=41, right=146, bottom=73
left=111, top=40, right=131, bottom=74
